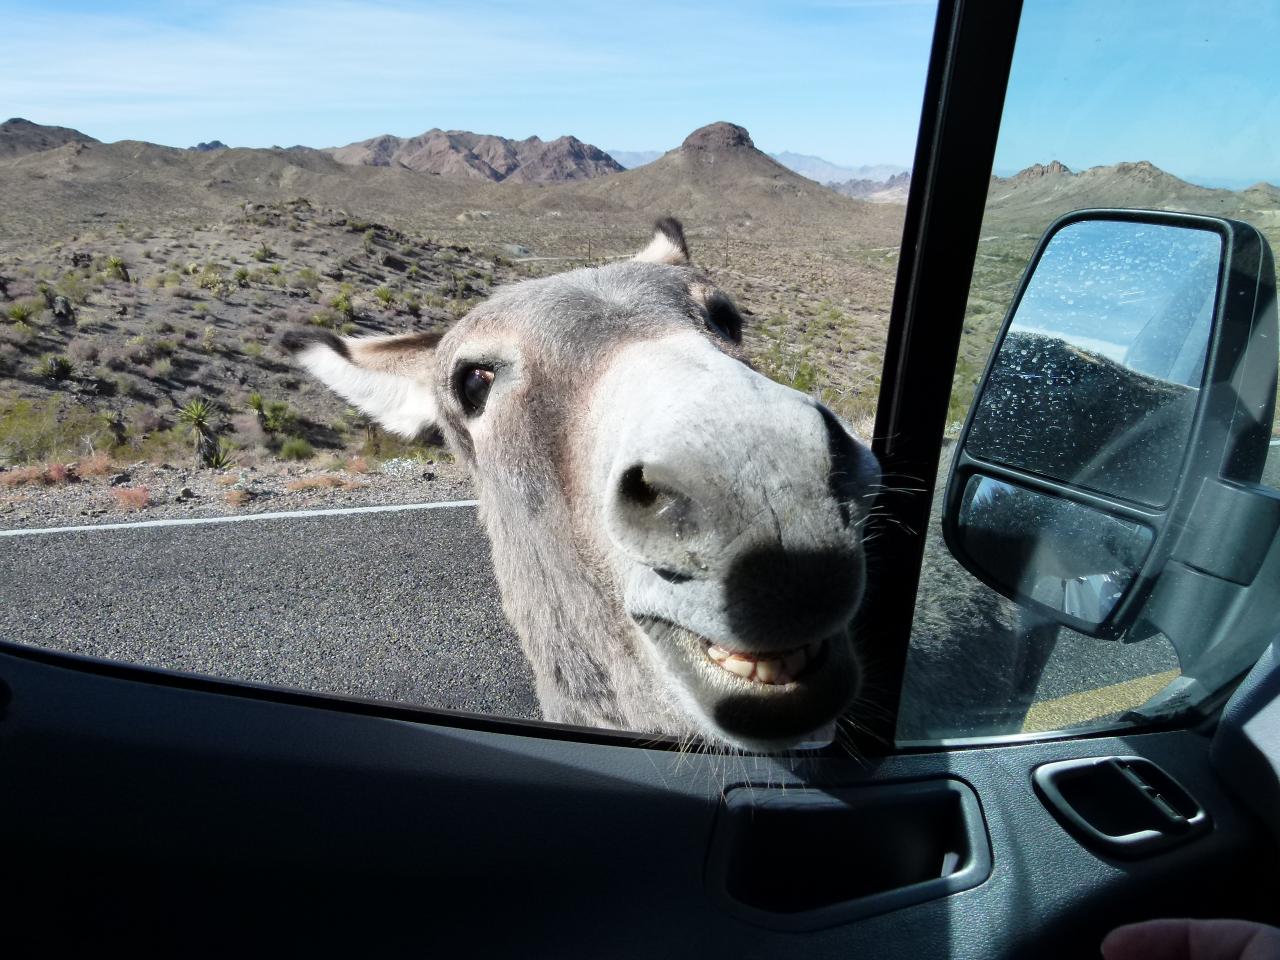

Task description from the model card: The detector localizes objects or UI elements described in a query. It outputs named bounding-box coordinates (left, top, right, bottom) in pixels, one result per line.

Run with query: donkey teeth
left=705, top=642, right=816, bottom=685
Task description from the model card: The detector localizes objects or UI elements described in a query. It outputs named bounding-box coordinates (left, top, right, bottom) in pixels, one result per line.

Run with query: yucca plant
left=177, top=397, right=218, bottom=467
left=105, top=256, right=130, bottom=282
left=207, top=438, right=238, bottom=470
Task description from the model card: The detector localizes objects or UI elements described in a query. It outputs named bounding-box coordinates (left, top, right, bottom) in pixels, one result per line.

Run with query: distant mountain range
left=326, top=129, right=623, bottom=184
left=828, top=171, right=912, bottom=203
left=2, top=117, right=1276, bottom=241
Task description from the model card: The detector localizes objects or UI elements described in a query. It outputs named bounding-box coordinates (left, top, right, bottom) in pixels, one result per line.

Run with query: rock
left=115, top=304, right=128, bottom=317
left=422, top=470, right=437, bottom=481
left=52, top=295, right=75, bottom=323
left=69, top=251, right=92, bottom=268
left=322, top=267, right=345, bottom=281
left=108, top=472, right=131, bottom=486
left=502, top=243, right=531, bottom=257
left=381, top=252, right=408, bottom=271
left=176, top=486, right=196, bottom=501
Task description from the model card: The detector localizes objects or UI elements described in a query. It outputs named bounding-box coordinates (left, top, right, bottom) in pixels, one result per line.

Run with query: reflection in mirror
left=967, top=220, right=1222, bottom=507
left=957, top=476, right=1154, bottom=628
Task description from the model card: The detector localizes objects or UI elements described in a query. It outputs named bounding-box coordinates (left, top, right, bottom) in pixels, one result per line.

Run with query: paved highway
left=0, top=503, right=1176, bottom=736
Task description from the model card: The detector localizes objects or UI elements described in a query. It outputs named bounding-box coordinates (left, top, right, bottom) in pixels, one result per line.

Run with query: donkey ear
left=282, top=329, right=442, bottom=438
left=634, top=216, right=690, bottom=266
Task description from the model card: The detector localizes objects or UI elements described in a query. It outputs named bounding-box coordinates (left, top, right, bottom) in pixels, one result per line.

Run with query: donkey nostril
left=614, top=464, right=701, bottom=543
left=619, top=465, right=658, bottom=507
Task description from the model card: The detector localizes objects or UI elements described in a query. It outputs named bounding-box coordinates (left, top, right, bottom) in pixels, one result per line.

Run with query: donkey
left=283, top=218, right=880, bottom=752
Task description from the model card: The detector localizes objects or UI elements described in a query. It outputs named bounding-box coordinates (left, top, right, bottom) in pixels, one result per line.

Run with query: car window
left=0, top=2, right=939, bottom=752
left=899, top=0, right=1280, bottom=743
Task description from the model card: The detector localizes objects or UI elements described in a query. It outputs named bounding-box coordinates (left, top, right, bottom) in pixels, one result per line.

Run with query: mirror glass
left=967, top=219, right=1223, bottom=507
left=957, top=475, right=1154, bottom=628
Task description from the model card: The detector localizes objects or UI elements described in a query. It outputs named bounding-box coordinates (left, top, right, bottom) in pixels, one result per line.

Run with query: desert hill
left=558, top=122, right=905, bottom=244
left=1, top=118, right=98, bottom=158
left=327, top=129, right=623, bottom=184
left=982, top=159, right=1261, bottom=227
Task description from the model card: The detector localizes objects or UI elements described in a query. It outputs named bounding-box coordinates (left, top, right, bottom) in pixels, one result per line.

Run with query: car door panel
left=3, top=644, right=1276, bottom=956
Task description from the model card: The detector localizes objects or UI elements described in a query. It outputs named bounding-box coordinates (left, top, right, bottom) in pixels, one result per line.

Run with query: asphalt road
left=0, top=505, right=538, bottom=720
left=0, top=504, right=1175, bottom=732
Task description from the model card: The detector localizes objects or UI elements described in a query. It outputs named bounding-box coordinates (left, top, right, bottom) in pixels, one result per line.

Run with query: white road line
left=0, top=499, right=479, bottom=538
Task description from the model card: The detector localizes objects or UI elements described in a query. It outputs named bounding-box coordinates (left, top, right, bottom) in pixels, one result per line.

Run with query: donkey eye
left=457, top=366, right=496, bottom=415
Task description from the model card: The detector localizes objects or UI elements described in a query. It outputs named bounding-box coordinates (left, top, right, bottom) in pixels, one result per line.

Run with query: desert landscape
left=1, top=116, right=1277, bottom=527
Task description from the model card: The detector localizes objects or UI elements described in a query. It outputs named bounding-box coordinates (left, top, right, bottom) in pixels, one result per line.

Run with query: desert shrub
left=105, top=256, right=129, bottom=281
left=252, top=242, right=275, bottom=262
left=202, top=325, right=218, bottom=352
left=111, top=373, right=142, bottom=397
left=57, top=273, right=92, bottom=303
left=154, top=339, right=177, bottom=355
left=362, top=228, right=376, bottom=253
left=151, top=357, right=174, bottom=378
left=8, top=320, right=35, bottom=340
left=279, top=436, right=313, bottom=461
left=373, top=286, right=395, bottom=306
left=0, top=398, right=121, bottom=463
left=330, top=287, right=355, bottom=319
left=224, top=488, right=252, bottom=507
left=33, top=354, right=75, bottom=380
left=309, top=309, right=340, bottom=329
left=437, top=249, right=458, bottom=264
left=262, top=401, right=295, bottom=434
left=207, top=437, right=238, bottom=469
left=233, top=267, right=251, bottom=286
left=8, top=299, right=42, bottom=323
left=231, top=411, right=268, bottom=446
left=131, top=407, right=165, bottom=433
left=0, top=465, right=49, bottom=487
left=111, top=486, right=150, bottom=510
left=67, top=339, right=100, bottom=364
left=339, top=322, right=358, bottom=336
left=291, top=268, right=321, bottom=291
left=242, top=340, right=264, bottom=357
left=79, top=451, right=115, bottom=476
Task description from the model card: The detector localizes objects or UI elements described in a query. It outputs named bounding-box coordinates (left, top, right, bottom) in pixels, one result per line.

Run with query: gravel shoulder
left=0, top=455, right=473, bottom=530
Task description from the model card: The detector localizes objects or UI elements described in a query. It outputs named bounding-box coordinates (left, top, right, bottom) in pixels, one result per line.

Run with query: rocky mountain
left=188, top=140, right=229, bottom=152
left=610, top=145, right=909, bottom=185
left=0, top=118, right=97, bottom=158
left=827, top=171, right=912, bottom=203
left=558, top=122, right=903, bottom=242
left=327, top=129, right=623, bottom=184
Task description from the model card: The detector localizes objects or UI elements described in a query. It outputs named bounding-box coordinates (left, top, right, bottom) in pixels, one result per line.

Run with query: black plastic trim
left=865, top=0, right=1024, bottom=751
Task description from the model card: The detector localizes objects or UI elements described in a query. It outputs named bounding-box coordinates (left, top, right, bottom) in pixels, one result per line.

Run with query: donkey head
left=284, top=219, right=879, bottom=752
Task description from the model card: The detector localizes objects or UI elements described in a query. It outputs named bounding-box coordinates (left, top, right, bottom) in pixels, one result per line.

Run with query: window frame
left=0, top=0, right=1127, bottom=758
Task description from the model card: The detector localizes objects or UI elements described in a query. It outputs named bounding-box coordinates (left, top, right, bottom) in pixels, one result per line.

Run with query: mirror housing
left=944, top=210, right=1277, bottom=648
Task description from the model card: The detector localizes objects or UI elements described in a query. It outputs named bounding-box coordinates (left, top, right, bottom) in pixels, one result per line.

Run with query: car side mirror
left=943, top=210, right=1278, bottom=648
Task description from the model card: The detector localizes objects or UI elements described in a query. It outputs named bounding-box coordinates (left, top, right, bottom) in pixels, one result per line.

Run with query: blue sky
left=1, top=1, right=1276, bottom=186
